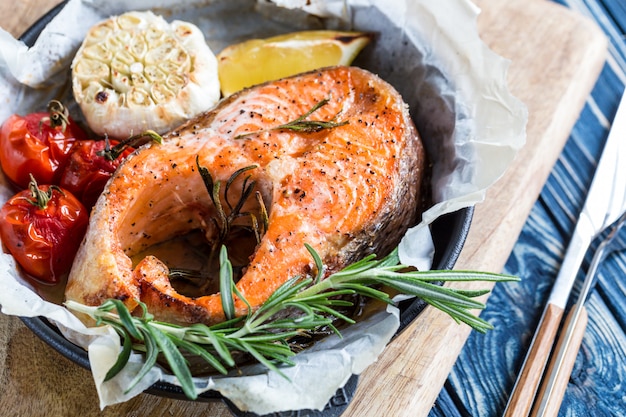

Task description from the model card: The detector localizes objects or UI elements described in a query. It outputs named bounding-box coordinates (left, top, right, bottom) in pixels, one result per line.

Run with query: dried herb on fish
left=195, top=157, right=267, bottom=251
left=66, top=245, right=518, bottom=400
left=235, top=98, right=348, bottom=139
left=198, top=158, right=257, bottom=245
left=167, top=159, right=268, bottom=294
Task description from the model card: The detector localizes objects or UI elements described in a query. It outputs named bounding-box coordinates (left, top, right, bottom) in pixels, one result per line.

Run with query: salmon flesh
left=65, top=66, right=427, bottom=325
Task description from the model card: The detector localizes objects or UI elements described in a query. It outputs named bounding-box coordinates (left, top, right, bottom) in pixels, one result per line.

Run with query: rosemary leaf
left=236, top=340, right=288, bottom=378
left=196, top=155, right=215, bottom=205
left=304, top=243, right=324, bottom=283
left=124, top=326, right=159, bottom=394
left=375, top=277, right=487, bottom=310
left=235, top=98, right=348, bottom=139
left=219, top=245, right=236, bottom=320
left=453, top=289, right=493, bottom=298
left=106, top=299, right=143, bottom=340
left=328, top=283, right=392, bottom=304
left=186, top=324, right=236, bottom=367
left=425, top=298, right=494, bottom=334
left=261, top=316, right=333, bottom=331
left=194, top=317, right=245, bottom=331
left=235, top=331, right=302, bottom=343
left=225, top=165, right=257, bottom=213
left=194, top=158, right=267, bottom=262
left=311, top=304, right=356, bottom=325
left=255, top=191, right=269, bottom=234
left=291, top=289, right=356, bottom=304
left=98, top=130, right=163, bottom=161
left=171, top=336, right=229, bottom=375
left=400, top=269, right=516, bottom=282
left=145, top=325, right=197, bottom=400
left=244, top=344, right=296, bottom=367
left=103, top=322, right=133, bottom=382
left=250, top=213, right=261, bottom=244
left=255, top=276, right=311, bottom=314
left=212, top=181, right=228, bottom=240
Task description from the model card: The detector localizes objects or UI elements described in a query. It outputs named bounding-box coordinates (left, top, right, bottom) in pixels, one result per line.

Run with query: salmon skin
left=65, top=66, right=427, bottom=325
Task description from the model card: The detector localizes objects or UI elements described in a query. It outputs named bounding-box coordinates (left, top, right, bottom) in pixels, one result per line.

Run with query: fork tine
left=603, top=211, right=626, bottom=255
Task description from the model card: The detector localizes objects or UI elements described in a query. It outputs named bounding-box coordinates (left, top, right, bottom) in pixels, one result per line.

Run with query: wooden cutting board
left=0, top=0, right=608, bottom=416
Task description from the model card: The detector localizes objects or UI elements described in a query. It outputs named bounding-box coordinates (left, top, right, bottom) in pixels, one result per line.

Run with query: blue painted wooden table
left=430, top=1, right=626, bottom=416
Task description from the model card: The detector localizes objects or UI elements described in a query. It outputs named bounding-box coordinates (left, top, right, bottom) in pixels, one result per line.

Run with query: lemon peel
left=217, top=30, right=372, bottom=96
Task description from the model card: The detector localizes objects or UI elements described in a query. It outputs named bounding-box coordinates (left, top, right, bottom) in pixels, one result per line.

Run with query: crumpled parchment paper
left=0, top=0, right=527, bottom=414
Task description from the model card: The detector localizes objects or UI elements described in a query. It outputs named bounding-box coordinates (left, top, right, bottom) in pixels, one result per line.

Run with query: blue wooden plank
left=559, top=292, right=626, bottom=417
left=587, top=0, right=626, bottom=38
left=557, top=0, right=626, bottom=69
left=427, top=381, right=469, bottom=417
left=595, top=234, right=626, bottom=329
left=430, top=0, right=626, bottom=415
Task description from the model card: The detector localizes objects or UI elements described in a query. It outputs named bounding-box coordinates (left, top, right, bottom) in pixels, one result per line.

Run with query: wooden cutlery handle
left=531, top=304, right=588, bottom=417
left=504, top=303, right=564, bottom=417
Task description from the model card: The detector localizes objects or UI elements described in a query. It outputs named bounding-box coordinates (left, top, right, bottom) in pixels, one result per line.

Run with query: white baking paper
left=0, top=0, right=527, bottom=413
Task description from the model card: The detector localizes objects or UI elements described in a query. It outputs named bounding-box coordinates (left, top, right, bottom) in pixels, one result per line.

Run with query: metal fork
left=530, top=210, right=626, bottom=417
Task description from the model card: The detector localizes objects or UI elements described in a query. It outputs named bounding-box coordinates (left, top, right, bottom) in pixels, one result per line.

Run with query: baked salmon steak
left=65, top=65, right=427, bottom=325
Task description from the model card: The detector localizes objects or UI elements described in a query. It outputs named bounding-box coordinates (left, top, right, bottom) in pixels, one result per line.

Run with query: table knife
left=503, top=89, right=626, bottom=417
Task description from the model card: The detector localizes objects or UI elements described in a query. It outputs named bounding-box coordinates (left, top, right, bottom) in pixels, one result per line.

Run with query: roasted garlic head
left=71, top=11, right=220, bottom=139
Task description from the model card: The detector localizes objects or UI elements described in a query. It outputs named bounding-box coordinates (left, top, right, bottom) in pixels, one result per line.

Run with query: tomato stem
left=41, top=100, right=70, bottom=132
left=27, top=174, right=62, bottom=209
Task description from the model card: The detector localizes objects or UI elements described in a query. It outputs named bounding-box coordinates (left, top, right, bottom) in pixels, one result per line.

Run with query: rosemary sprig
left=196, top=157, right=265, bottom=248
left=65, top=245, right=518, bottom=400
left=235, top=98, right=348, bottom=139
left=97, top=130, right=164, bottom=161
left=168, top=160, right=269, bottom=293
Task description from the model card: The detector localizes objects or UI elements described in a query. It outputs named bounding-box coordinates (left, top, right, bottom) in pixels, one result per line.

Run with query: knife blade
left=503, top=89, right=626, bottom=417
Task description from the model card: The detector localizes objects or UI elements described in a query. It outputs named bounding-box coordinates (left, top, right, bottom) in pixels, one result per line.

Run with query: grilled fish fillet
left=65, top=66, right=427, bottom=325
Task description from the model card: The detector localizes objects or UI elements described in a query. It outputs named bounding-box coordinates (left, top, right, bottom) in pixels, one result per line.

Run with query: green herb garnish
left=235, top=98, right=348, bottom=139
left=65, top=245, right=518, bottom=400
left=196, top=157, right=266, bottom=251
left=97, top=130, right=163, bottom=161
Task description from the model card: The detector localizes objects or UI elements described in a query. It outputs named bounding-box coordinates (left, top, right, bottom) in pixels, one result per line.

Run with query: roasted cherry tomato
left=0, top=176, right=88, bottom=284
left=59, top=131, right=161, bottom=209
left=0, top=100, right=88, bottom=189
left=59, top=138, right=134, bottom=209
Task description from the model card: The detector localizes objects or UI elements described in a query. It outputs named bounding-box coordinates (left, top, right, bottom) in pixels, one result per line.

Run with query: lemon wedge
left=217, top=30, right=372, bottom=96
